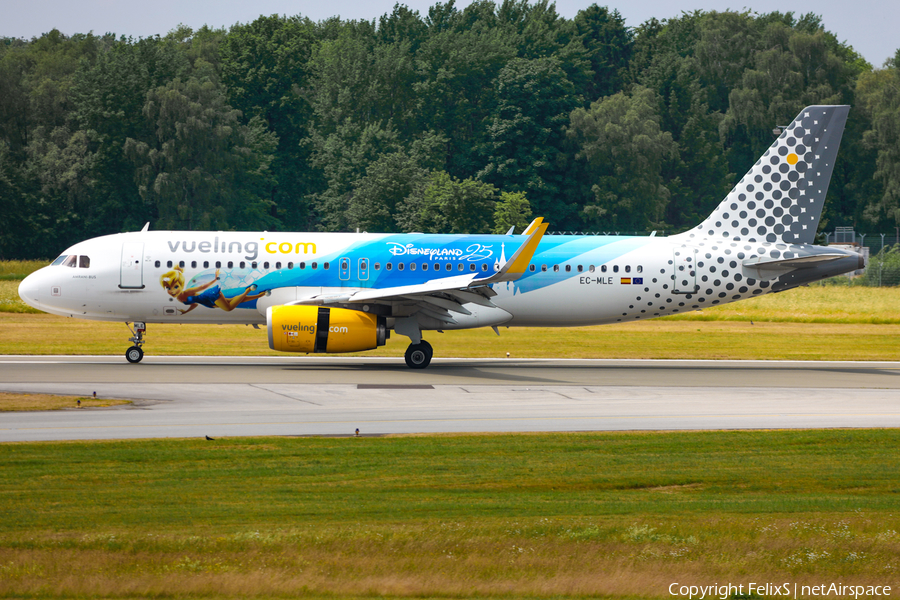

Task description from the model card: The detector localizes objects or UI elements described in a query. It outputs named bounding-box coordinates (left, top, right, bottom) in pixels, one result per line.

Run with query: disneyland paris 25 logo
left=387, top=242, right=494, bottom=261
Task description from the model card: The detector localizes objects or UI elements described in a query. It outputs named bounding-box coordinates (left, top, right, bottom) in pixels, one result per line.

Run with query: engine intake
left=267, top=305, right=386, bottom=353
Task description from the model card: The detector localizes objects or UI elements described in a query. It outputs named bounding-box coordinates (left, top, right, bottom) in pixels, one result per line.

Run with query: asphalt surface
left=1, top=356, right=899, bottom=442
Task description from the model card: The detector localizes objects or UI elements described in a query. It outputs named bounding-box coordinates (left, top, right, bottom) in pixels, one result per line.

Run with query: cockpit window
left=51, top=255, right=68, bottom=266
left=62, top=255, right=77, bottom=268
left=79, top=256, right=90, bottom=268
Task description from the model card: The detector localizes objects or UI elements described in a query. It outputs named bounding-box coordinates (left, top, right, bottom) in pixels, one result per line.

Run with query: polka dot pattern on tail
left=687, top=106, right=849, bottom=246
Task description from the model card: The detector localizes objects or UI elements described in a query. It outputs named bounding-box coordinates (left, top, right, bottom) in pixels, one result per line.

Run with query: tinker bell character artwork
left=160, top=265, right=267, bottom=314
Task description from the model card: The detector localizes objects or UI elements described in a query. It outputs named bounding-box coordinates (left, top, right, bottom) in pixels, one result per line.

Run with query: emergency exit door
left=119, top=242, right=145, bottom=289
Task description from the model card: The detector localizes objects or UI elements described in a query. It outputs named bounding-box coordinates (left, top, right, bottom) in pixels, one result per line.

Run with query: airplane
left=18, top=105, right=864, bottom=369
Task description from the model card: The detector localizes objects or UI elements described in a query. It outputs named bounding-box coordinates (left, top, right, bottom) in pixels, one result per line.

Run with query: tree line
left=1, top=1, right=898, bottom=259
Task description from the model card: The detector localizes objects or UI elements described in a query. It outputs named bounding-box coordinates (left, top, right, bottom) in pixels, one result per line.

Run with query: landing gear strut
left=404, top=340, right=433, bottom=369
left=126, top=322, right=146, bottom=363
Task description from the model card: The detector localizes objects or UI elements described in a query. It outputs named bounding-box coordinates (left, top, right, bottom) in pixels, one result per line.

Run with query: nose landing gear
left=404, top=340, right=433, bottom=369
left=126, top=322, right=146, bottom=363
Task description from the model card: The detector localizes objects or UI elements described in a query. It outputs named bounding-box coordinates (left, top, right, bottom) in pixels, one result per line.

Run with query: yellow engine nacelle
left=267, top=305, right=386, bottom=353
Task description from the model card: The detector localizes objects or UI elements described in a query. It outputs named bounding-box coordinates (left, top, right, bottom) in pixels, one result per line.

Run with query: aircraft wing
left=292, top=218, right=548, bottom=320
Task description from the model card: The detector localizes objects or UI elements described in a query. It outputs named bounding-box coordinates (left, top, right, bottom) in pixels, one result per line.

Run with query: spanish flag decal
left=620, top=277, right=631, bottom=285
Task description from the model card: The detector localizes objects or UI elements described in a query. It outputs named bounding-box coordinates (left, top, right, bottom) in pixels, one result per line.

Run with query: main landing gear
left=404, top=340, right=433, bottom=369
left=125, top=322, right=146, bottom=363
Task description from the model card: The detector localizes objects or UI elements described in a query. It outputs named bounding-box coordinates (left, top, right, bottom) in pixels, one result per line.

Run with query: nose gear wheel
left=125, top=322, right=146, bottom=363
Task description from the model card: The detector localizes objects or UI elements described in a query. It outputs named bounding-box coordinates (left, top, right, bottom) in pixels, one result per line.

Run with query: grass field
left=1, top=431, right=898, bottom=598
left=3, top=312, right=900, bottom=360
left=0, top=391, right=130, bottom=411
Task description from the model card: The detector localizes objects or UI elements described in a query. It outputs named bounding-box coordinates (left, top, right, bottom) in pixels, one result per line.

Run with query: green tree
left=306, top=121, right=404, bottom=231
left=568, top=86, right=677, bottom=231
left=414, top=17, right=516, bottom=176
left=492, top=190, right=532, bottom=233
left=857, top=50, right=900, bottom=226
left=347, top=150, right=430, bottom=233
left=220, top=15, right=318, bottom=228
left=70, top=36, right=185, bottom=235
left=573, top=4, right=632, bottom=100
left=478, top=56, right=580, bottom=222
left=124, top=63, right=277, bottom=230
left=0, top=141, right=33, bottom=258
left=398, top=170, right=498, bottom=233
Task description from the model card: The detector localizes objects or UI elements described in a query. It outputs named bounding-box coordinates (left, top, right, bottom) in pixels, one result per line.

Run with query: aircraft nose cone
left=18, top=272, right=43, bottom=310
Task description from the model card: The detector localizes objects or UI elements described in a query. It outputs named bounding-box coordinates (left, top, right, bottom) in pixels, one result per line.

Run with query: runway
left=1, top=356, right=899, bottom=442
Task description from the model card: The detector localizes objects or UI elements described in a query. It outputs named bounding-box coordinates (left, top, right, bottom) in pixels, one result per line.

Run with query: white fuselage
left=18, top=229, right=859, bottom=330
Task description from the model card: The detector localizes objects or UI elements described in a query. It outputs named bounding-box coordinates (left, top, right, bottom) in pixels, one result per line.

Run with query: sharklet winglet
left=472, top=218, right=548, bottom=286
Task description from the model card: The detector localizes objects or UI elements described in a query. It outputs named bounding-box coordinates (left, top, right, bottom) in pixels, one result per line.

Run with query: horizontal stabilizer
left=743, top=253, right=848, bottom=269
left=742, top=252, right=851, bottom=279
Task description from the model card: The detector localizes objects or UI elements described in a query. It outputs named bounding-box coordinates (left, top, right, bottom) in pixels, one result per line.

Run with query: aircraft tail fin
left=684, top=105, right=850, bottom=245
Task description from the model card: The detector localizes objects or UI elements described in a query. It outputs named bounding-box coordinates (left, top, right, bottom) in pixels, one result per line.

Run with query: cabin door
left=119, top=242, right=145, bottom=289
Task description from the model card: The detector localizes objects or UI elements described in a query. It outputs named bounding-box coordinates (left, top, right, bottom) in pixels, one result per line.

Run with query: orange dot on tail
left=786, top=153, right=799, bottom=165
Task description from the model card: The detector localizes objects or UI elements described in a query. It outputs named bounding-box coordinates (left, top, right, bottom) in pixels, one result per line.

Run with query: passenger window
left=299, top=262, right=305, bottom=269
left=625, top=265, right=631, bottom=273
left=553, top=265, right=559, bottom=272
left=589, top=265, right=595, bottom=273
left=275, top=262, right=281, bottom=269
left=469, top=264, right=476, bottom=272
left=215, top=261, right=221, bottom=268
left=179, top=261, right=185, bottom=268
left=263, top=262, right=269, bottom=269
left=386, top=263, right=392, bottom=271
left=446, top=264, right=452, bottom=271
left=251, top=262, right=257, bottom=269
left=421, top=263, right=428, bottom=271
left=360, top=261, right=367, bottom=270
left=287, top=262, right=293, bottom=269
left=481, top=264, right=488, bottom=271
left=203, top=261, right=209, bottom=268
left=374, top=263, right=381, bottom=271
left=324, top=262, right=329, bottom=270
left=155, top=260, right=161, bottom=268
left=613, top=265, right=619, bottom=273
left=51, top=255, right=67, bottom=266
left=79, top=256, right=91, bottom=268
left=191, top=261, right=197, bottom=269
left=565, top=265, right=571, bottom=272
left=167, top=260, right=173, bottom=268
left=312, top=262, right=318, bottom=269
left=227, top=261, right=233, bottom=269
left=410, top=263, right=416, bottom=271
left=529, top=264, right=536, bottom=272
left=601, top=265, right=607, bottom=273
left=458, top=264, right=464, bottom=271
left=637, top=265, right=643, bottom=273
left=541, top=265, right=547, bottom=272
left=341, top=260, right=349, bottom=270
left=63, top=255, right=78, bottom=268
left=398, top=263, right=404, bottom=271
left=577, top=265, right=583, bottom=272
left=240, top=262, right=245, bottom=269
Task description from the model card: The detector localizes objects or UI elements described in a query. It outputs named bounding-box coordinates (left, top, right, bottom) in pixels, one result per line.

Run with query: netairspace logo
left=668, top=582, right=891, bottom=599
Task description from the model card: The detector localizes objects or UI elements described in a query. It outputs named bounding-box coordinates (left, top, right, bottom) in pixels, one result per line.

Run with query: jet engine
left=267, top=305, right=386, bottom=353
